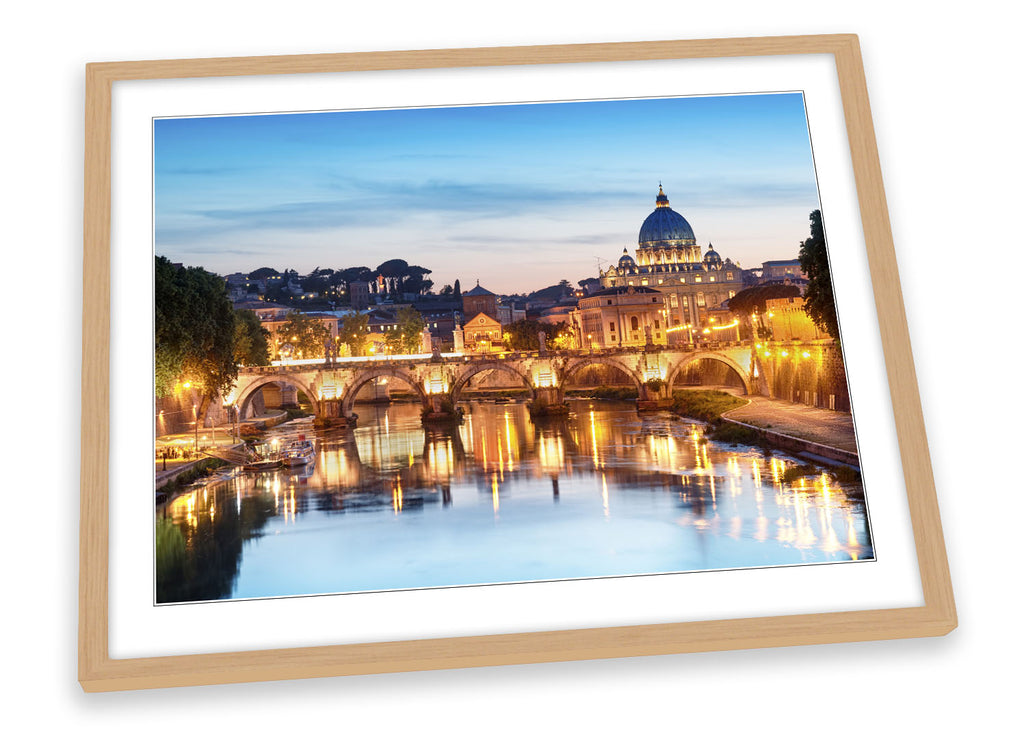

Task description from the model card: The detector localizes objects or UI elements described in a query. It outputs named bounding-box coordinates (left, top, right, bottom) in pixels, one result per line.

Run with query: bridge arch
left=559, top=356, right=646, bottom=393
left=449, top=361, right=536, bottom=403
left=666, top=352, right=751, bottom=395
left=235, top=374, right=322, bottom=419
left=341, top=367, right=429, bottom=417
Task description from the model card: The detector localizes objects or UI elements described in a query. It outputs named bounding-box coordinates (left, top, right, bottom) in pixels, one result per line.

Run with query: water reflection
left=156, top=399, right=874, bottom=603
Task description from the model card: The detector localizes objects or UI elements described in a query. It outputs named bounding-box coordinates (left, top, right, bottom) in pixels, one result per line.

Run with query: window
left=652, top=297, right=658, bottom=303
left=728, top=290, right=736, bottom=299
left=709, top=276, right=716, bottom=282
left=695, top=276, right=702, bottom=283
left=630, top=316, right=639, bottom=330
left=697, top=292, right=706, bottom=307
left=670, top=294, right=678, bottom=308
left=726, top=271, right=733, bottom=280
left=607, top=299, right=613, bottom=305
left=609, top=322, right=615, bottom=332
left=654, top=320, right=660, bottom=330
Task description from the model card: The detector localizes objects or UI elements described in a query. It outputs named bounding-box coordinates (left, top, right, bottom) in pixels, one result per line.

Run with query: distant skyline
left=154, top=93, right=820, bottom=295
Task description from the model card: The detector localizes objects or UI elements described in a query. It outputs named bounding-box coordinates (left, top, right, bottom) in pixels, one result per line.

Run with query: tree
left=453, top=279, right=462, bottom=300
left=300, top=267, right=330, bottom=295
left=338, top=313, right=370, bottom=357
left=155, top=257, right=238, bottom=399
left=502, top=319, right=569, bottom=351
left=798, top=210, right=840, bottom=343
left=727, top=283, right=801, bottom=340
left=275, top=311, right=331, bottom=359
left=727, top=283, right=802, bottom=316
left=391, top=306, right=426, bottom=354
left=247, top=266, right=279, bottom=280
left=233, top=309, right=271, bottom=367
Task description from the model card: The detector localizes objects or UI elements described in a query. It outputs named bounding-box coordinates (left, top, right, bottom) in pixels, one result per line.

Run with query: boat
left=282, top=437, right=316, bottom=467
left=243, top=458, right=283, bottom=472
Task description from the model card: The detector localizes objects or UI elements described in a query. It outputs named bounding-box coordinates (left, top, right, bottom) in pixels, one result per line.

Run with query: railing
left=236, top=342, right=756, bottom=373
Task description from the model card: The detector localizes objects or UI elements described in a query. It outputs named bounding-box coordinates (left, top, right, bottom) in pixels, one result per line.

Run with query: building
left=572, top=285, right=667, bottom=350
left=348, top=280, right=370, bottom=310
left=461, top=281, right=499, bottom=321
left=459, top=312, right=504, bottom=353
left=234, top=301, right=341, bottom=359
left=598, top=186, right=744, bottom=341
left=763, top=296, right=827, bottom=341
left=761, top=259, right=806, bottom=282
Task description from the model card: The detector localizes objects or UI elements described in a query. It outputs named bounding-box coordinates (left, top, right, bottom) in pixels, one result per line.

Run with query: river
left=155, top=399, right=874, bottom=603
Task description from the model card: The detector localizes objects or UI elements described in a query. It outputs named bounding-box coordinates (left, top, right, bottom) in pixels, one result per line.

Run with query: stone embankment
left=720, top=392, right=859, bottom=468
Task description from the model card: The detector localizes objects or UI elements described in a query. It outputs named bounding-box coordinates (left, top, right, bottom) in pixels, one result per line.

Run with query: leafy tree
left=391, top=306, right=426, bottom=354
left=301, top=267, right=330, bottom=295
left=337, top=266, right=374, bottom=303
left=402, top=265, right=433, bottom=296
left=798, top=210, right=840, bottom=343
left=453, top=279, right=461, bottom=300
left=727, top=283, right=802, bottom=340
left=502, top=319, right=569, bottom=351
left=247, top=266, right=279, bottom=280
left=439, top=284, right=454, bottom=296
left=155, top=256, right=237, bottom=399
left=339, top=313, right=370, bottom=357
left=727, top=283, right=802, bottom=316
left=233, top=309, right=271, bottom=366
left=275, top=311, right=331, bottom=359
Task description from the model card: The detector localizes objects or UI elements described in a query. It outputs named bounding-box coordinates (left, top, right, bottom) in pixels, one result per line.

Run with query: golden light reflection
left=157, top=401, right=874, bottom=587
left=393, top=479, right=403, bottom=513
left=588, top=410, right=601, bottom=468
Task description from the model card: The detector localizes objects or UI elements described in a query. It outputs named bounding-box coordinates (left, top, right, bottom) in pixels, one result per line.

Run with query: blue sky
left=154, top=93, right=820, bottom=294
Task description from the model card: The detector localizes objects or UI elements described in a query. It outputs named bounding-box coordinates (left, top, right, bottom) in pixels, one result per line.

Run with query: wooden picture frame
left=80, top=34, right=955, bottom=692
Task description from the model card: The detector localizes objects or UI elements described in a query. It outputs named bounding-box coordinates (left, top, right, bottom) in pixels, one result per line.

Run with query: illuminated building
left=762, top=296, right=826, bottom=341
left=571, top=285, right=668, bottom=349
left=459, top=312, right=504, bottom=352
left=598, top=187, right=744, bottom=340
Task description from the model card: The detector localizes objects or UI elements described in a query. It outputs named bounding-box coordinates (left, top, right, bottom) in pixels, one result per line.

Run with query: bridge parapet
left=229, top=343, right=757, bottom=425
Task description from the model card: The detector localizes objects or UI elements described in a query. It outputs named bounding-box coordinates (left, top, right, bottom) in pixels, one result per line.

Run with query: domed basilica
left=596, top=186, right=744, bottom=342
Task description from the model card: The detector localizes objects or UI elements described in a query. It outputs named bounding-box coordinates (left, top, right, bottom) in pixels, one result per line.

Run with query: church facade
left=596, top=186, right=744, bottom=343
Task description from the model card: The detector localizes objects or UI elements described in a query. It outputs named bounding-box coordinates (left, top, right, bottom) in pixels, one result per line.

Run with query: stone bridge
left=223, top=344, right=756, bottom=425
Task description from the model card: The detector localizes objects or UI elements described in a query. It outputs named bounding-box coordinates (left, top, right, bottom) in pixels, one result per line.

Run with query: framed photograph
left=80, top=34, right=955, bottom=692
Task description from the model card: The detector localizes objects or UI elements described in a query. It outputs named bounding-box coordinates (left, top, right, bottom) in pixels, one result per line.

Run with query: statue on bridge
left=323, top=338, right=338, bottom=366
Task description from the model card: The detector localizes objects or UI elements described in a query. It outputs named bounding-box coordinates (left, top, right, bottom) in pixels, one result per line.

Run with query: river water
left=155, top=399, right=874, bottom=604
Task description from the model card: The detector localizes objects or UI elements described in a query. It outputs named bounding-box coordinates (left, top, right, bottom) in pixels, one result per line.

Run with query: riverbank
left=670, top=388, right=860, bottom=470
left=155, top=455, right=230, bottom=495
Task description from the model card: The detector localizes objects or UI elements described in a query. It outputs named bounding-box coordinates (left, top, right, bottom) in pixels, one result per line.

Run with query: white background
left=1, top=1, right=1018, bottom=733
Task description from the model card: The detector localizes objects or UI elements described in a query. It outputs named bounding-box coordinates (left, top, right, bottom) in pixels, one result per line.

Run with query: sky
left=154, top=93, right=821, bottom=295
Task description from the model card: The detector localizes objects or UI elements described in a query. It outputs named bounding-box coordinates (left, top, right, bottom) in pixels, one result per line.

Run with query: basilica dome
left=638, top=186, right=696, bottom=248
left=703, top=243, right=722, bottom=266
left=618, top=247, right=636, bottom=269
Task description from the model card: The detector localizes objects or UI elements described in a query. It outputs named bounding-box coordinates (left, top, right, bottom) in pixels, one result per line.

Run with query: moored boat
left=282, top=437, right=316, bottom=467
left=243, top=458, right=283, bottom=472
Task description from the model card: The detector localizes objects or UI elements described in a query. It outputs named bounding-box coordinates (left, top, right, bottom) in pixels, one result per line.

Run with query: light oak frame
left=80, top=34, right=956, bottom=692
